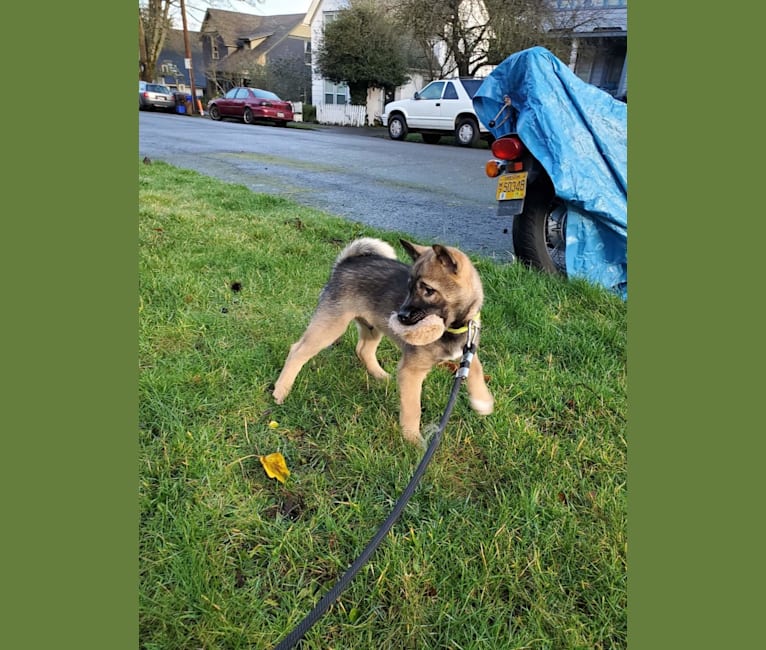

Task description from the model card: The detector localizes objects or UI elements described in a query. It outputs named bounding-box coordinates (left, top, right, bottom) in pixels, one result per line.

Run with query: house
left=306, top=0, right=349, bottom=108
left=184, top=0, right=626, bottom=125
left=306, top=0, right=627, bottom=126
left=552, top=0, right=627, bottom=99
left=305, top=0, right=427, bottom=126
left=156, top=28, right=206, bottom=98
left=198, top=9, right=312, bottom=102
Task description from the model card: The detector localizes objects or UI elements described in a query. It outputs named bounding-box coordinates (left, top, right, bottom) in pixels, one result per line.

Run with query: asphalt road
left=138, top=111, right=515, bottom=261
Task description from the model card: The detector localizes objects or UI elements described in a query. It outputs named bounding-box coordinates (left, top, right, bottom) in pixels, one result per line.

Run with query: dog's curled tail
left=335, top=237, right=398, bottom=266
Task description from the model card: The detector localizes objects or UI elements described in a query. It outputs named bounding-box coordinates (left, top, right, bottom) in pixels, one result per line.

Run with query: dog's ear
left=400, top=239, right=429, bottom=261
left=432, top=245, right=459, bottom=274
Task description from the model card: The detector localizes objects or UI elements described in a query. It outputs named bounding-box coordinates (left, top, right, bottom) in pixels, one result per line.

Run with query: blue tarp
left=473, top=46, right=627, bottom=299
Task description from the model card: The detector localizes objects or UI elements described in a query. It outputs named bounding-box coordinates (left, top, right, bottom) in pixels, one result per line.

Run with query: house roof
left=158, top=28, right=206, bottom=88
left=200, top=9, right=308, bottom=75
left=200, top=9, right=305, bottom=49
left=560, top=7, right=627, bottom=34
left=212, top=47, right=265, bottom=75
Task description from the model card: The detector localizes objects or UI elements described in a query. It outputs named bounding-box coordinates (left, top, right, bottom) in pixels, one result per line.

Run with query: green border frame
left=629, top=3, right=760, bottom=649
left=5, top=3, right=136, bottom=648
left=6, top=1, right=759, bottom=647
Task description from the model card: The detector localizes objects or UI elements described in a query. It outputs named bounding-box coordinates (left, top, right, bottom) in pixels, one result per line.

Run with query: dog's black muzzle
left=397, top=305, right=427, bottom=326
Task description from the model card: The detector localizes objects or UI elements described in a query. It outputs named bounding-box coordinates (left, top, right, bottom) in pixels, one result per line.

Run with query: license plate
left=496, top=172, right=528, bottom=201
left=277, top=112, right=285, bottom=118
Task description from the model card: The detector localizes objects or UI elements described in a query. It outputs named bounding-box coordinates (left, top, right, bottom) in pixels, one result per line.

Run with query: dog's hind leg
left=354, top=319, right=390, bottom=381
left=273, top=314, right=351, bottom=404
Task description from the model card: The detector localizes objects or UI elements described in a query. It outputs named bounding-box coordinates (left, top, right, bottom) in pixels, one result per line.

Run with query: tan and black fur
left=272, top=237, right=494, bottom=446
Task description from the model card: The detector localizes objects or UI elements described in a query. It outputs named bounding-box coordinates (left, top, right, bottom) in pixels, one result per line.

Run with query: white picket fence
left=316, top=103, right=368, bottom=127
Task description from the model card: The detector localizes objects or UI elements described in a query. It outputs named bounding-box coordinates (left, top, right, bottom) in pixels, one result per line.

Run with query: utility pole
left=138, top=8, right=148, bottom=81
left=179, top=0, right=198, bottom=115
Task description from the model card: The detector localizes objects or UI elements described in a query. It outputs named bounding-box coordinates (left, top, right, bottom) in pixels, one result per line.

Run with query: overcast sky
left=183, top=0, right=314, bottom=31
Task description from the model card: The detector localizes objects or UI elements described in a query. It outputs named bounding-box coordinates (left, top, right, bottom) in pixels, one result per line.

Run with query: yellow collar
left=445, top=313, right=481, bottom=335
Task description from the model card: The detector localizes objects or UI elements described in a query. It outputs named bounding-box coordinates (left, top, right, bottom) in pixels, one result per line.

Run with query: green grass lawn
left=139, top=160, right=626, bottom=649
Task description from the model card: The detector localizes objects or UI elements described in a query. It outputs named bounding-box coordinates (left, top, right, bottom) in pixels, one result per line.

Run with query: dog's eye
left=421, top=283, right=436, bottom=297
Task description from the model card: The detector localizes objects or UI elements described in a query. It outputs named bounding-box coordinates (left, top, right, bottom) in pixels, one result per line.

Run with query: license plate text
left=496, top=172, right=528, bottom=201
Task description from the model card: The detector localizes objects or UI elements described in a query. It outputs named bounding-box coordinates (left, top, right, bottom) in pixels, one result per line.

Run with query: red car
left=207, top=87, right=294, bottom=127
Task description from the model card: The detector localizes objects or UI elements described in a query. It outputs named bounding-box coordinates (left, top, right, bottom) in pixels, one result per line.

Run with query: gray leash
left=272, top=321, right=480, bottom=649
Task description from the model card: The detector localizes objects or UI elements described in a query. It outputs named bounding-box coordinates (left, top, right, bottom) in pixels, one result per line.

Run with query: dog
left=272, top=237, right=494, bottom=447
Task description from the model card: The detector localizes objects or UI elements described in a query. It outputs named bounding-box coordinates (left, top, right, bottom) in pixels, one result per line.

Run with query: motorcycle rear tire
left=512, top=174, right=567, bottom=276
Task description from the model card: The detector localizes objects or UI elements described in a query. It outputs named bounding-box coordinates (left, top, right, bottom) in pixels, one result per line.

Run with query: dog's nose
left=397, top=309, right=423, bottom=325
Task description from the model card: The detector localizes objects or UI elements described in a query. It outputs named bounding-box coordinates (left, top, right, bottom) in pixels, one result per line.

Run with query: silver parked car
left=139, top=81, right=175, bottom=112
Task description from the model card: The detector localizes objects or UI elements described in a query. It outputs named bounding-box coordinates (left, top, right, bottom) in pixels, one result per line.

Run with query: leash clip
left=466, top=318, right=481, bottom=351
left=456, top=318, right=481, bottom=379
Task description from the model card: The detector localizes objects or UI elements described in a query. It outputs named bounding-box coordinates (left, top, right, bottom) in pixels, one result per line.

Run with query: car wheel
left=209, top=105, right=221, bottom=121
left=455, top=117, right=480, bottom=147
left=422, top=133, right=441, bottom=145
left=243, top=108, right=254, bottom=124
left=387, top=114, right=408, bottom=140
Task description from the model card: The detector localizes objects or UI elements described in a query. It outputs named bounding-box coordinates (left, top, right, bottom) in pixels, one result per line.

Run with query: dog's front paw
left=402, top=428, right=426, bottom=450
left=272, top=385, right=289, bottom=405
left=470, top=395, right=494, bottom=416
left=368, top=368, right=391, bottom=381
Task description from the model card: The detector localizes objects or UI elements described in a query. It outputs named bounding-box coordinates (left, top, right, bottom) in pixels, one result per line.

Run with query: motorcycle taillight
left=490, top=136, right=524, bottom=161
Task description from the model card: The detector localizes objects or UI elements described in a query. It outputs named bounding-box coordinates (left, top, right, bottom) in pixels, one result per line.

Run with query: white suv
left=380, top=78, right=490, bottom=147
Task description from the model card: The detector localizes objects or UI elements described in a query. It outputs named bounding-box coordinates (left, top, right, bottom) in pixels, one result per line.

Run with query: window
left=443, top=82, right=458, bottom=100
left=324, top=80, right=348, bottom=105
left=459, top=78, right=483, bottom=98
left=304, top=40, right=311, bottom=66
left=418, top=81, right=445, bottom=100
left=212, top=41, right=219, bottom=60
left=252, top=89, right=280, bottom=100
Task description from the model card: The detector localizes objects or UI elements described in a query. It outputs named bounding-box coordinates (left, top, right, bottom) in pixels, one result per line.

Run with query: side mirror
left=413, top=91, right=420, bottom=100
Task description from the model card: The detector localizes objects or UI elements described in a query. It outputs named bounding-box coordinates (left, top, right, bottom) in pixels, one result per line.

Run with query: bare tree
left=140, top=1, right=174, bottom=82
left=390, top=0, right=496, bottom=77
left=391, top=0, right=602, bottom=78
left=483, top=0, right=569, bottom=64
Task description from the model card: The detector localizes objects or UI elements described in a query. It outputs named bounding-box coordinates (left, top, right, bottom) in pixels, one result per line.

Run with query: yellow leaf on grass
left=259, top=452, right=290, bottom=483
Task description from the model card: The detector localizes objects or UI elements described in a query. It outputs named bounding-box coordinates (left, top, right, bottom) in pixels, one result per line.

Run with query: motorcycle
left=483, top=95, right=567, bottom=276
left=473, top=47, right=627, bottom=298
